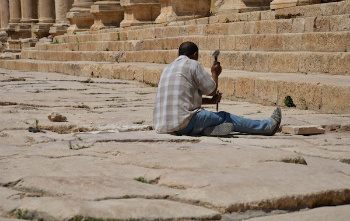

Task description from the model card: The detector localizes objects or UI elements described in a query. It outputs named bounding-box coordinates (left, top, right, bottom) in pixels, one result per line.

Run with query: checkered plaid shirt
left=153, top=55, right=216, bottom=133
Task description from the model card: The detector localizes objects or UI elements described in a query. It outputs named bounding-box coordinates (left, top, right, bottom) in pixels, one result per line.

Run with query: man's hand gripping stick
left=212, top=50, right=220, bottom=66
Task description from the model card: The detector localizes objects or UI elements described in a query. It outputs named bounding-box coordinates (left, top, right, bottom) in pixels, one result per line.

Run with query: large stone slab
left=246, top=205, right=350, bottom=221
left=13, top=176, right=181, bottom=201
left=175, top=157, right=350, bottom=212
left=11, top=198, right=221, bottom=220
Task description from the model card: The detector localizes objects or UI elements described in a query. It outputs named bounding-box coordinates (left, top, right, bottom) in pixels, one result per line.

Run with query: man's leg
left=176, top=107, right=281, bottom=136
left=221, top=106, right=282, bottom=136
left=176, top=109, right=227, bottom=135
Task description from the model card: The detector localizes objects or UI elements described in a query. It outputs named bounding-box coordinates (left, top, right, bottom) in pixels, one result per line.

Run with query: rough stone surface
left=48, top=112, right=67, bottom=122
left=245, top=205, right=350, bottom=221
left=0, top=69, right=350, bottom=220
left=282, top=125, right=325, bottom=135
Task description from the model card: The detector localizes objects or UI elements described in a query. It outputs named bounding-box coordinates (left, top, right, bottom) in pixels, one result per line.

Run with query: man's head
left=179, top=42, right=198, bottom=60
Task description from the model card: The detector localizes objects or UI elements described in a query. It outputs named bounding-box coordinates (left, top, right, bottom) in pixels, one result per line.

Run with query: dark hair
left=178, top=42, right=198, bottom=57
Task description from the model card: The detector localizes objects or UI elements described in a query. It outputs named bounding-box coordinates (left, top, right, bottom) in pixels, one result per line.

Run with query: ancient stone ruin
left=0, top=0, right=349, bottom=113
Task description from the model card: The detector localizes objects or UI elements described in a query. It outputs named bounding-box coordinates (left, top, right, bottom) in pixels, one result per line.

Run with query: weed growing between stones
left=16, top=209, right=30, bottom=220
left=28, top=119, right=42, bottom=133
left=148, top=83, right=158, bottom=88
left=35, top=119, right=40, bottom=131
left=281, top=156, right=307, bottom=165
left=340, top=159, right=350, bottom=164
left=69, top=141, right=94, bottom=150
left=134, top=177, right=159, bottom=185
left=134, top=177, right=148, bottom=183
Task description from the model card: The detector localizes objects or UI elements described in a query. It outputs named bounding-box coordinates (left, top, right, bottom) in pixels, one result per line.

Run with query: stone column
left=6, top=0, right=21, bottom=52
left=9, top=0, right=21, bottom=24
left=38, top=0, right=55, bottom=23
left=67, top=0, right=96, bottom=34
left=18, top=0, right=39, bottom=49
left=90, top=0, right=124, bottom=31
left=120, top=0, right=160, bottom=28
left=33, top=0, right=55, bottom=38
left=1, top=0, right=9, bottom=31
left=49, top=0, right=74, bottom=36
left=20, top=0, right=38, bottom=23
left=0, top=0, right=9, bottom=48
left=155, top=0, right=211, bottom=24
left=218, top=0, right=270, bottom=14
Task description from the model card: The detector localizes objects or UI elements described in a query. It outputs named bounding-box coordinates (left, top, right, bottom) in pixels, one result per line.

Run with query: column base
left=49, top=24, right=70, bottom=37
left=218, top=0, right=271, bottom=14
left=15, top=24, right=33, bottom=39
left=0, top=32, right=8, bottom=43
left=67, top=11, right=95, bottom=33
left=90, top=3, right=124, bottom=31
left=33, top=23, right=54, bottom=38
left=270, top=0, right=297, bottom=9
left=120, top=3, right=160, bottom=28
left=155, top=0, right=211, bottom=24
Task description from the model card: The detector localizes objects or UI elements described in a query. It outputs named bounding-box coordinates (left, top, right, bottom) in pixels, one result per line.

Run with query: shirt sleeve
left=193, top=62, right=216, bottom=96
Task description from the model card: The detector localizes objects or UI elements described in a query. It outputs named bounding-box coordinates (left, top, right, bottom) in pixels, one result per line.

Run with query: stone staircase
left=1, top=0, right=349, bottom=114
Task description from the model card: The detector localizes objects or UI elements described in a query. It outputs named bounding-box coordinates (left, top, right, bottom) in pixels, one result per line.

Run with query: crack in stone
left=94, top=195, right=171, bottom=202
left=48, top=79, right=129, bottom=85
left=225, top=189, right=350, bottom=213
left=0, top=154, right=106, bottom=162
left=96, top=139, right=200, bottom=144
left=2, top=179, right=23, bottom=188
left=284, top=149, right=349, bottom=162
left=10, top=186, right=62, bottom=199
left=0, top=101, right=50, bottom=108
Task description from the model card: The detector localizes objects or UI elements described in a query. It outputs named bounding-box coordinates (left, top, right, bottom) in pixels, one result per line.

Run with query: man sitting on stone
left=153, top=41, right=281, bottom=136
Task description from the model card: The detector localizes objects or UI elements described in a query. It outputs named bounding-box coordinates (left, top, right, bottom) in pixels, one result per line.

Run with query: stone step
left=37, top=31, right=350, bottom=53
left=20, top=50, right=350, bottom=75
left=53, top=12, right=350, bottom=45
left=273, top=0, right=350, bottom=19
left=125, top=14, right=350, bottom=41
left=0, top=59, right=349, bottom=114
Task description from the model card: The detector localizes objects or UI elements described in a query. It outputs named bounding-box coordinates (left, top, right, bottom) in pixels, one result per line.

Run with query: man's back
left=153, top=55, right=216, bottom=133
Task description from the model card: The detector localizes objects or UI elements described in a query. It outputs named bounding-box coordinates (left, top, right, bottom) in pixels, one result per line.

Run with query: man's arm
left=202, top=61, right=222, bottom=104
left=202, top=92, right=222, bottom=104
left=207, top=61, right=222, bottom=96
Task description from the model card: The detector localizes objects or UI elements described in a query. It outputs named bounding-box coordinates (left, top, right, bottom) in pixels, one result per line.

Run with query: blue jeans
left=176, top=109, right=275, bottom=136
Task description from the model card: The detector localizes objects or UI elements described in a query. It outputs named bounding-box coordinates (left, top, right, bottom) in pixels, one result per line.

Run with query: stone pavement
left=0, top=68, right=349, bottom=221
